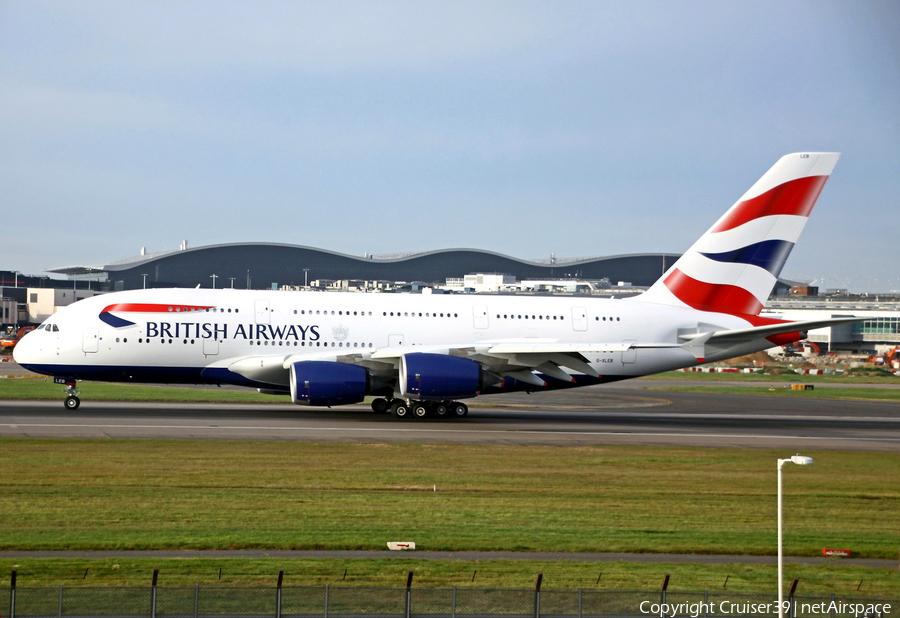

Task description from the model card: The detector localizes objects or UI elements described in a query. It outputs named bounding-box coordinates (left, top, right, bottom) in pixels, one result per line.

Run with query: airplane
left=15, top=152, right=859, bottom=417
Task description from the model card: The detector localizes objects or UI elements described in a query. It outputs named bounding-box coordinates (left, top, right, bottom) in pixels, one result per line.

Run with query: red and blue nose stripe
left=99, top=303, right=215, bottom=328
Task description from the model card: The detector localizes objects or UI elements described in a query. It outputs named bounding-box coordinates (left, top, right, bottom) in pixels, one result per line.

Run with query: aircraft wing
left=211, top=316, right=863, bottom=390
left=373, top=340, right=648, bottom=383
left=217, top=339, right=646, bottom=389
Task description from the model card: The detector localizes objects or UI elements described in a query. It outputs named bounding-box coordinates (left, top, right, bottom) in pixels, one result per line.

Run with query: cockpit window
left=52, top=324, right=60, bottom=332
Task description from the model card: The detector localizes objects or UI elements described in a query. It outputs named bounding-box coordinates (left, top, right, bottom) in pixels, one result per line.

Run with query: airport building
left=763, top=299, right=900, bottom=355
left=45, top=242, right=684, bottom=292
left=24, top=288, right=97, bottom=324
left=4, top=245, right=899, bottom=356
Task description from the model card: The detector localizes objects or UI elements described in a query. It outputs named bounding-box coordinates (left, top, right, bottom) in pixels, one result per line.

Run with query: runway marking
left=1, top=422, right=898, bottom=443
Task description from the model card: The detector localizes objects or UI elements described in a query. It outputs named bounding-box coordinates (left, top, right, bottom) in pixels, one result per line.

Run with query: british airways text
left=145, top=322, right=321, bottom=341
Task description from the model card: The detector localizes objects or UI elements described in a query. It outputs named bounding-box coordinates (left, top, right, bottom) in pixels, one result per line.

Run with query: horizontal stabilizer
left=680, top=316, right=863, bottom=344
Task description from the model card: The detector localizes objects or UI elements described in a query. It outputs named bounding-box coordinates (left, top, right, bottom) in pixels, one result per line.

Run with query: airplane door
left=473, top=304, right=489, bottom=329
left=572, top=307, right=588, bottom=331
left=203, top=337, right=219, bottom=356
left=82, top=328, right=99, bottom=353
left=389, top=334, right=404, bottom=347
left=622, top=339, right=637, bottom=364
left=255, top=299, right=270, bottom=324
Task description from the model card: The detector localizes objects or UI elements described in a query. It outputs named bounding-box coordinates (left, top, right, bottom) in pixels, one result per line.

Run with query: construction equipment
left=1, top=326, right=35, bottom=350
left=883, top=346, right=900, bottom=370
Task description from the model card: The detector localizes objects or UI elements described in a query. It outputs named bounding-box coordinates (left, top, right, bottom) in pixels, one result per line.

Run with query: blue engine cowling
left=400, top=353, right=485, bottom=400
left=289, top=361, right=369, bottom=406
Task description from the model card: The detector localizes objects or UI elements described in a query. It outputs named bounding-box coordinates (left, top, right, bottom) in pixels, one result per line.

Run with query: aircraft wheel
left=451, top=401, right=468, bottom=417
left=371, top=398, right=390, bottom=413
left=391, top=401, right=410, bottom=419
left=432, top=402, right=449, bottom=417
left=64, top=396, right=80, bottom=410
left=412, top=403, right=429, bottom=418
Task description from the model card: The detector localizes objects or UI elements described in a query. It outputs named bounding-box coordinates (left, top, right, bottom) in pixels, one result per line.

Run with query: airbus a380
left=15, top=153, right=858, bottom=417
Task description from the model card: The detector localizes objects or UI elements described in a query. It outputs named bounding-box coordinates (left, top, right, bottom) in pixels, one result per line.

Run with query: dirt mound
left=721, top=351, right=776, bottom=367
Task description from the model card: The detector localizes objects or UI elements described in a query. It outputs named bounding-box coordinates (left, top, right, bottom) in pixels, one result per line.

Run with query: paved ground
left=2, top=382, right=898, bottom=450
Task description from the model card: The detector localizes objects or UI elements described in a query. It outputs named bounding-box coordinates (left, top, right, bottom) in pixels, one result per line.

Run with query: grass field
left=0, top=377, right=286, bottom=403
left=2, top=377, right=897, bottom=594
left=3, top=557, right=899, bottom=595
left=646, top=385, right=900, bottom=402
left=647, top=371, right=899, bottom=384
left=1, top=440, right=896, bottom=559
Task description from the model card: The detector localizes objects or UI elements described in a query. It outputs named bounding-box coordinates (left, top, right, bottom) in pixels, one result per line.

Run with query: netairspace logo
left=639, top=601, right=892, bottom=618
left=800, top=602, right=892, bottom=617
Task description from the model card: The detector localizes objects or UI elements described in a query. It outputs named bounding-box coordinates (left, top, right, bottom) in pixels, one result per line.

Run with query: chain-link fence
left=4, top=585, right=897, bottom=618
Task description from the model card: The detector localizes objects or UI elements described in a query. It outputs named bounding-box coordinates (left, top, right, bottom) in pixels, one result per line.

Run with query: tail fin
left=639, top=152, right=840, bottom=316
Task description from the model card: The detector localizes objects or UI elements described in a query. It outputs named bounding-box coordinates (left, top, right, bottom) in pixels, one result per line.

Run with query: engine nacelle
left=289, top=361, right=369, bottom=406
left=400, top=353, right=485, bottom=400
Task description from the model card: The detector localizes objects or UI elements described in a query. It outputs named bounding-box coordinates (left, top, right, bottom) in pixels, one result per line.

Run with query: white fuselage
left=15, top=287, right=756, bottom=397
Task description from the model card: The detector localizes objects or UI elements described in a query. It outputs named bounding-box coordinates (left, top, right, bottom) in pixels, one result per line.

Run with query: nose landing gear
left=54, top=377, right=81, bottom=410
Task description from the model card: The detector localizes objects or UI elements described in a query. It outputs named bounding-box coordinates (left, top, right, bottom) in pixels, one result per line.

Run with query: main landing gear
left=371, top=398, right=468, bottom=420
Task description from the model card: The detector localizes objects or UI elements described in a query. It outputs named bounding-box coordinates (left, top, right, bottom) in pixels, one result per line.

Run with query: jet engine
left=289, top=361, right=369, bottom=406
left=400, top=353, right=488, bottom=400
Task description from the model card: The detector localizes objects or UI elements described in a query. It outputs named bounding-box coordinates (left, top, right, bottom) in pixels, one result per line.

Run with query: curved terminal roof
left=49, top=242, right=681, bottom=290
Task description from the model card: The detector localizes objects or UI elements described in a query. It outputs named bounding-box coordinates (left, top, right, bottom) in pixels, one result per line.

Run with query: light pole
left=777, top=454, right=813, bottom=618
left=142, top=274, right=148, bottom=289
left=210, top=274, right=218, bottom=289
left=229, top=277, right=235, bottom=289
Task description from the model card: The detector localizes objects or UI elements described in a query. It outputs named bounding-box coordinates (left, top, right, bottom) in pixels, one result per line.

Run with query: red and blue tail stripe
left=709, top=175, right=829, bottom=233
left=640, top=152, right=840, bottom=317
left=699, top=238, right=794, bottom=276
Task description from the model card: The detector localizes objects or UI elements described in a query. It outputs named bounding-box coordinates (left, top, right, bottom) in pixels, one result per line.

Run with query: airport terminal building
left=47, top=243, right=683, bottom=292
left=2, top=242, right=898, bottom=354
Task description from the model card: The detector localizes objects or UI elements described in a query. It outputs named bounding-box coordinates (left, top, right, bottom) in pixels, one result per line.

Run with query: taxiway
left=2, top=383, right=897, bottom=451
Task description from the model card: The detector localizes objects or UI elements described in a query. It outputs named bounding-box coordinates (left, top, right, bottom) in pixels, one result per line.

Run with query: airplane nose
left=12, top=331, right=36, bottom=365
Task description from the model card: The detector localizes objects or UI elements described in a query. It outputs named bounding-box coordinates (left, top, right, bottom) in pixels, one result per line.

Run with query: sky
left=2, top=1, right=899, bottom=292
